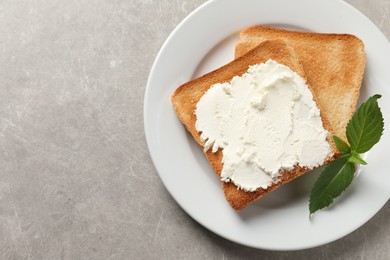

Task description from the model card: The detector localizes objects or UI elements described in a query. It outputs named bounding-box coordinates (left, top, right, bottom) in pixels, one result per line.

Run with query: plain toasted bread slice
left=172, top=40, right=334, bottom=210
left=235, top=25, right=366, bottom=142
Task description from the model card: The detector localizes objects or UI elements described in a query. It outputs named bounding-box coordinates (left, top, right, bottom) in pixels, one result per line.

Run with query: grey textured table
left=0, top=0, right=389, bottom=259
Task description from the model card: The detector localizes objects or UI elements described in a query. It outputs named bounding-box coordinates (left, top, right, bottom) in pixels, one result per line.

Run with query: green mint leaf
left=346, top=94, right=384, bottom=153
left=348, top=151, right=367, bottom=165
left=309, top=157, right=356, bottom=215
left=309, top=94, right=384, bottom=215
left=333, top=135, right=350, bottom=154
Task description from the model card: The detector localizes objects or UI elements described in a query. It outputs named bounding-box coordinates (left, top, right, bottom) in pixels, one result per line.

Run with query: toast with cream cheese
left=172, top=40, right=337, bottom=210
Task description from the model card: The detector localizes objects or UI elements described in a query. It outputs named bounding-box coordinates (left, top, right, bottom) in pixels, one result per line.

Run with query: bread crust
left=172, top=40, right=335, bottom=210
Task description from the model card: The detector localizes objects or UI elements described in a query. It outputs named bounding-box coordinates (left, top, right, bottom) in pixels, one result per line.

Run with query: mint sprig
left=309, top=95, right=384, bottom=215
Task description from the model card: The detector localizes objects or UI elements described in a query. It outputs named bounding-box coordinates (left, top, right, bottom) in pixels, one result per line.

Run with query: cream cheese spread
left=195, top=59, right=331, bottom=192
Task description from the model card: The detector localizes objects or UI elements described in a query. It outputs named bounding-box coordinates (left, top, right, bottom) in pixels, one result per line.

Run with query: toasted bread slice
left=235, top=25, right=366, bottom=142
left=172, top=40, right=334, bottom=210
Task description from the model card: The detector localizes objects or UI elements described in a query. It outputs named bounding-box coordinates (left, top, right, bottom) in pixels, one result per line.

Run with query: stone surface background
left=0, top=0, right=389, bottom=259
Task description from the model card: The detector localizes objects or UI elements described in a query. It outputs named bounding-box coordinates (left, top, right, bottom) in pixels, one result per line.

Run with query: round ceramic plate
left=144, top=0, right=390, bottom=250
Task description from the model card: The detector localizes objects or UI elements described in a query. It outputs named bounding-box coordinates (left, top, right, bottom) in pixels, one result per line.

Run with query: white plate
left=144, top=0, right=390, bottom=250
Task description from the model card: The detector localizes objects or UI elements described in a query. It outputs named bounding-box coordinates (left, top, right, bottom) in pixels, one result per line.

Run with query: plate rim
left=144, top=0, right=390, bottom=250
